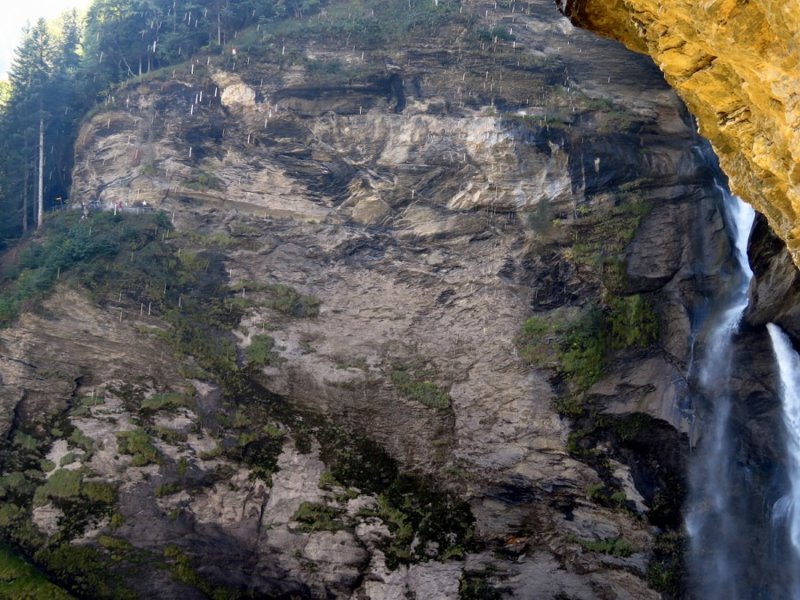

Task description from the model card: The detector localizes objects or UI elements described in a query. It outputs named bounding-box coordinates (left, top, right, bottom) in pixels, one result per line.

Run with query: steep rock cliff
left=0, top=1, right=774, bottom=597
left=558, top=0, right=800, bottom=266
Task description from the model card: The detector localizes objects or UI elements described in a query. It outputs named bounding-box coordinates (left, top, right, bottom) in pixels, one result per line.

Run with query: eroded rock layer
left=559, top=0, right=800, bottom=265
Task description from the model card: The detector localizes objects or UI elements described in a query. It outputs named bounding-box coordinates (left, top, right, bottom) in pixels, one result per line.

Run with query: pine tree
left=0, top=21, right=55, bottom=235
left=9, top=20, right=57, bottom=229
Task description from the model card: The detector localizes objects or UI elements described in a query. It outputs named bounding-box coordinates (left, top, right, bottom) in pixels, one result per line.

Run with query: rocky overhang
left=558, top=0, right=800, bottom=266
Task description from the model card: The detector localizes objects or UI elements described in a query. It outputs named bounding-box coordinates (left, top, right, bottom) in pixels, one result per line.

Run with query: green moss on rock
left=116, top=429, right=161, bottom=467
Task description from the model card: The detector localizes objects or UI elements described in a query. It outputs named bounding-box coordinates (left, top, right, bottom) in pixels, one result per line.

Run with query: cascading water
left=767, top=323, right=800, bottom=598
left=684, top=176, right=755, bottom=598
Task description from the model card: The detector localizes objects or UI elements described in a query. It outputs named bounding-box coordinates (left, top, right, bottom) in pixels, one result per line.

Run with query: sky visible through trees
left=0, top=0, right=323, bottom=247
left=0, top=0, right=91, bottom=78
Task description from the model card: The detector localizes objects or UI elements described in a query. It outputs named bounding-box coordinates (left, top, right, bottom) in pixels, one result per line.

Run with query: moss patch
left=518, top=294, right=658, bottom=392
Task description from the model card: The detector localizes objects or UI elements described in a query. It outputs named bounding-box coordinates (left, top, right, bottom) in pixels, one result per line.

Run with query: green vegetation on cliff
left=0, top=211, right=171, bottom=327
left=0, top=542, right=73, bottom=599
left=517, top=294, right=658, bottom=391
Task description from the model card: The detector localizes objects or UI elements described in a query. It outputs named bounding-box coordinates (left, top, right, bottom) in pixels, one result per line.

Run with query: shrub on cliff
left=517, top=295, right=658, bottom=391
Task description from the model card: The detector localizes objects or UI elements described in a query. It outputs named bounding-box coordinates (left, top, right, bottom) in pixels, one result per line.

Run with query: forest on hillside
left=0, top=0, right=325, bottom=247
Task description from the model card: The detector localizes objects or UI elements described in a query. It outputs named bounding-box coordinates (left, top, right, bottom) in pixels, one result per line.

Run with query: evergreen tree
left=0, top=20, right=56, bottom=235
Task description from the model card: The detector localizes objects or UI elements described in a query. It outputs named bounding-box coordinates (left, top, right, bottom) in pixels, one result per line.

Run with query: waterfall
left=767, top=323, right=800, bottom=598
left=685, top=179, right=755, bottom=598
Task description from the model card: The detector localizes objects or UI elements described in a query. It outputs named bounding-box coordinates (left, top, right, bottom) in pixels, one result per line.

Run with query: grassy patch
left=182, top=170, right=222, bottom=191
left=0, top=473, right=36, bottom=502
left=291, top=502, right=345, bottom=532
left=140, top=392, right=191, bottom=414
left=32, top=470, right=83, bottom=507
left=478, top=25, right=515, bottom=42
left=153, top=427, right=188, bottom=445
left=14, top=211, right=244, bottom=391
left=367, top=474, right=475, bottom=568
left=0, top=211, right=171, bottom=328
left=81, top=481, right=117, bottom=505
left=576, top=536, right=634, bottom=558
left=34, top=544, right=136, bottom=599
left=245, top=335, right=278, bottom=366
left=264, top=284, right=320, bottom=318
left=391, top=368, right=451, bottom=410
left=558, top=303, right=608, bottom=391
left=30, top=469, right=117, bottom=542
left=222, top=404, right=286, bottom=481
left=155, top=483, right=183, bottom=498
left=116, top=429, right=161, bottom=467
left=514, top=311, right=567, bottom=370
left=518, top=295, right=658, bottom=392
left=568, top=197, right=652, bottom=293
left=646, top=529, right=686, bottom=597
left=250, top=0, right=468, bottom=54
left=230, top=433, right=284, bottom=482
left=459, top=569, right=504, bottom=600
left=162, top=545, right=238, bottom=599
left=69, top=395, right=105, bottom=418
left=68, top=429, right=94, bottom=454
left=0, top=542, right=73, bottom=599
left=230, top=281, right=321, bottom=318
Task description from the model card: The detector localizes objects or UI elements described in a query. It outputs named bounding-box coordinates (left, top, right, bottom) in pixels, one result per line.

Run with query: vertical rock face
left=558, top=0, right=800, bottom=266
left=746, top=214, right=800, bottom=338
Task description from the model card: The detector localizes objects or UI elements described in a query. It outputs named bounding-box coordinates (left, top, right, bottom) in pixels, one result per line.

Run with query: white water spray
left=686, top=181, right=755, bottom=598
left=768, top=322, right=800, bottom=598
left=698, top=190, right=754, bottom=385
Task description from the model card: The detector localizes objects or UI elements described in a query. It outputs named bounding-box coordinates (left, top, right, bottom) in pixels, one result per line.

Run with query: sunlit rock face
left=558, top=0, right=800, bottom=266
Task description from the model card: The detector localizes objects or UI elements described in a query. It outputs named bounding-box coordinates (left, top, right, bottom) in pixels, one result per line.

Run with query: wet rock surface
left=746, top=214, right=800, bottom=341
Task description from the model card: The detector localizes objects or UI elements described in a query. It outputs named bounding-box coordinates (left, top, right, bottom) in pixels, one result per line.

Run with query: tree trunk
left=22, top=137, right=29, bottom=233
left=37, top=118, right=44, bottom=229
left=22, top=166, right=29, bottom=233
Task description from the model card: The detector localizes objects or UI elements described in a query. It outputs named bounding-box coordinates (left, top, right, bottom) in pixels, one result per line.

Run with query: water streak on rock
left=685, top=177, right=754, bottom=598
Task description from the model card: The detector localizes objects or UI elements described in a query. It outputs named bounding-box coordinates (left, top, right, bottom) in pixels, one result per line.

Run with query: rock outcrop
left=558, top=0, right=800, bottom=267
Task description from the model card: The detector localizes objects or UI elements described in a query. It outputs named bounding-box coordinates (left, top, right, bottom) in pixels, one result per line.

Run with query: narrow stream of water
left=685, top=177, right=754, bottom=599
